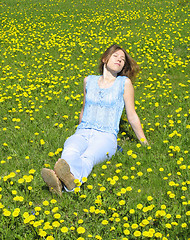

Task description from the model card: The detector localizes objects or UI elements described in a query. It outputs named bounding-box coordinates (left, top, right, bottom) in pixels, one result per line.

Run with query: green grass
left=0, top=0, right=189, bottom=239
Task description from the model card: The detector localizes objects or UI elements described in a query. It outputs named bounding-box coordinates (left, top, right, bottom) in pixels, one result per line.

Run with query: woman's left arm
left=123, top=78, right=148, bottom=145
left=79, top=77, right=87, bottom=124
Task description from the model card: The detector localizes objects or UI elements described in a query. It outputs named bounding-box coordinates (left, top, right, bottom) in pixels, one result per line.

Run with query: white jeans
left=61, top=129, right=117, bottom=184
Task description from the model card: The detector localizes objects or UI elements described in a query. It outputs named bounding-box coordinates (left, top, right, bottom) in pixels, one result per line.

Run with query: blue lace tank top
left=77, top=75, right=127, bottom=136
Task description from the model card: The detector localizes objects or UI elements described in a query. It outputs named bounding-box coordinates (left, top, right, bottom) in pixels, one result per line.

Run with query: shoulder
left=84, top=75, right=99, bottom=89
left=85, top=75, right=100, bottom=84
left=117, top=76, right=131, bottom=85
left=86, top=75, right=99, bottom=79
left=85, top=75, right=98, bottom=82
left=123, top=77, right=134, bottom=95
left=117, top=76, right=133, bottom=92
left=121, top=76, right=132, bottom=87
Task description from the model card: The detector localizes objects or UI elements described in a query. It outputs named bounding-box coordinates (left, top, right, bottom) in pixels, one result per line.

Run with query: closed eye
left=113, top=54, right=125, bottom=62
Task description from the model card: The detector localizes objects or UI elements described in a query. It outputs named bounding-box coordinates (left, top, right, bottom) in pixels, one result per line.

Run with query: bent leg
left=60, top=130, right=88, bottom=180
left=80, top=130, right=117, bottom=181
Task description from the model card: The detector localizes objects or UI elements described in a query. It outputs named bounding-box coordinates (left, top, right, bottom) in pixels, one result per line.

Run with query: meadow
left=0, top=0, right=189, bottom=239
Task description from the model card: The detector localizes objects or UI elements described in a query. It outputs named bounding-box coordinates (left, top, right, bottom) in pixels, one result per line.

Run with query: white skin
left=79, top=49, right=148, bottom=145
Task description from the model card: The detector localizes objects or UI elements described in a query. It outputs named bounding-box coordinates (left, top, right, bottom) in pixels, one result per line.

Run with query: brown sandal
left=41, top=168, right=62, bottom=196
left=54, top=159, right=76, bottom=190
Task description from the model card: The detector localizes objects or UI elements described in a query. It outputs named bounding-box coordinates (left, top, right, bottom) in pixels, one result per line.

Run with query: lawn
left=0, top=0, right=189, bottom=239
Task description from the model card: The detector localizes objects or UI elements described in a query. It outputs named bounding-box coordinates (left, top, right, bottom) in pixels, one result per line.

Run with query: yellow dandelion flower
left=53, top=213, right=61, bottom=219
left=23, top=212, right=29, bottom=218
left=43, top=201, right=49, bottom=206
left=102, top=165, right=107, bottom=169
left=123, top=223, right=129, bottom=227
left=165, top=223, right=172, bottom=229
left=147, top=168, right=152, bottom=172
left=123, top=229, right=130, bottom=235
left=46, top=236, right=54, bottom=240
left=143, top=231, right=151, bottom=237
left=35, top=207, right=41, bottom=212
left=134, top=231, right=141, bottom=237
left=186, top=211, right=190, bottom=216
left=166, top=214, right=171, bottom=219
left=18, top=178, right=24, bottom=184
left=40, top=139, right=45, bottom=145
left=61, top=227, right=68, bottom=233
left=129, top=209, right=135, bottom=214
left=44, top=164, right=50, bottom=167
left=169, top=193, right=175, bottom=198
left=141, top=219, right=149, bottom=226
left=77, top=226, right=85, bottom=234
left=52, top=207, right=58, bottom=213
left=74, top=179, right=81, bottom=186
left=147, top=196, right=153, bottom=201
left=181, top=223, right=187, bottom=228
left=44, top=211, right=50, bottom=215
left=110, top=226, right=115, bottom=231
left=74, top=187, right=80, bottom=193
left=131, top=223, right=138, bottom=229
left=80, top=194, right=87, bottom=199
left=0, top=203, right=4, bottom=208
left=82, top=177, right=87, bottom=182
left=119, top=200, right=125, bottom=205
left=120, top=188, right=126, bottom=194
left=126, top=186, right=132, bottom=191
left=137, top=204, right=143, bottom=209
left=78, top=219, right=84, bottom=224
left=12, top=190, right=17, bottom=195
left=101, top=220, right=108, bottom=225
left=48, top=152, right=54, bottom=157
left=52, top=221, right=60, bottom=228
left=137, top=172, right=143, bottom=176
left=12, top=208, right=20, bottom=217
left=50, top=199, right=57, bottom=204
left=38, top=230, right=47, bottom=237
left=99, top=187, right=106, bottom=192
left=127, top=150, right=133, bottom=156
left=29, top=169, right=36, bottom=174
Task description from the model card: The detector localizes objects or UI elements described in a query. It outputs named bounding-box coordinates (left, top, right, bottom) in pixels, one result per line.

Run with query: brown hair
left=99, top=44, right=140, bottom=84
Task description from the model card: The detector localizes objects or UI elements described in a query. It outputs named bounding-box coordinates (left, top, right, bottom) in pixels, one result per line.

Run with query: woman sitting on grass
left=41, top=44, right=148, bottom=196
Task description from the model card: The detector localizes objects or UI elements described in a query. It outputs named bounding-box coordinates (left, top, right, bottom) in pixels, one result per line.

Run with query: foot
left=41, top=168, right=62, bottom=196
left=54, top=159, right=76, bottom=190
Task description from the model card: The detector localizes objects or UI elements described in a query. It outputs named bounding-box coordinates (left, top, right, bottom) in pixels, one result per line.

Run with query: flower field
left=0, top=0, right=189, bottom=239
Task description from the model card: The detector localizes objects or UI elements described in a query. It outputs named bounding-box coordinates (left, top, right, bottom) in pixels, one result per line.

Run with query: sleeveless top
left=77, top=75, right=127, bottom=137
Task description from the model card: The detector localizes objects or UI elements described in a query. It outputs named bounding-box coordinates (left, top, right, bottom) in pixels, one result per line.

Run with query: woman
left=41, top=44, right=148, bottom=196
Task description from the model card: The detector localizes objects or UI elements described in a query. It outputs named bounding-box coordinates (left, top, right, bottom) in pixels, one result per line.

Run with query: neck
left=102, top=66, right=117, bottom=82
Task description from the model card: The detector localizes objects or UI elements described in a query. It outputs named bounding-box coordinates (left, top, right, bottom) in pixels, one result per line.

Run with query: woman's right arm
left=79, top=77, right=87, bottom=124
left=123, top=78, right=148, bottom=145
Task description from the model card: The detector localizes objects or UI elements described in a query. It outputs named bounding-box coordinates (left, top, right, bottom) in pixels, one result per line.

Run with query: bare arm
left=123, top=78, right=148, bottom=145
left=79, top=77, right=87, bottom=124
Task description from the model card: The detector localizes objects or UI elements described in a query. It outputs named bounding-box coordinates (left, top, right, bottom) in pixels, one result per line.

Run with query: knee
left=61, top=147, right=80, bottom=158
left=82, top=155, right=94, bottom=170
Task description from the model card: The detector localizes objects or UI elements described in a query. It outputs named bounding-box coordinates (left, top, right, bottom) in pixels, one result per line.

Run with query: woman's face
left=105, top=49, right=126, bottom=74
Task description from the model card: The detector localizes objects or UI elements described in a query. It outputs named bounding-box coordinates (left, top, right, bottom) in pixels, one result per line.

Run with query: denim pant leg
left=61, top=131, right=88, bottom=181
left=80, top=129, right=117, bottom=180
left=61, top=129, right=117, bottom=184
